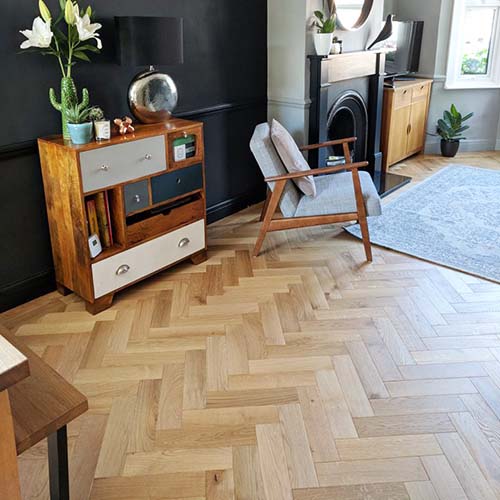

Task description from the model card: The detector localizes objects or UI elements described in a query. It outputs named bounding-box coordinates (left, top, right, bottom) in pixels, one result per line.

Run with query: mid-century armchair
left=250, top=122, right=382, bottom=260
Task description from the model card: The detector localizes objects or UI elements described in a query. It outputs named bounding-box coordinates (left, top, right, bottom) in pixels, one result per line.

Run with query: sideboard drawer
left=412, top=82, right=431, bottom=102
left=393, top=87, right=412, bottom=109
left=80, top=136, right=166, bottom=193
left=151, top=164, right=203, bottom=204
left=92, top=219, right=205, bottom=298
left=124, top=180, right=149, bottom=215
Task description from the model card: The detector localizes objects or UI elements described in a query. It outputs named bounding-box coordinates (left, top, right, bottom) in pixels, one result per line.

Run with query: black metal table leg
left=47, top=426, right=69, bottom=500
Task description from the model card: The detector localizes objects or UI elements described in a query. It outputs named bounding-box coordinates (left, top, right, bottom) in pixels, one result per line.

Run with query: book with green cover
left=173, top=135, right=196, bottom=162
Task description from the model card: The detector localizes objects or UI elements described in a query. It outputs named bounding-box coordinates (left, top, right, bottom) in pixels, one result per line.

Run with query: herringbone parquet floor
left=3, top=152, right=500, bottom=500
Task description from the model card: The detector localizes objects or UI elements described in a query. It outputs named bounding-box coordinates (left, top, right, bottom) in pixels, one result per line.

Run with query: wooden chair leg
left=253, top=181, right=286, bottom=257
left=260, top=188, right=272, bottom=222
left=350, top=167, right=373, bottom=262
left=358, top=215, right=373, bottom=262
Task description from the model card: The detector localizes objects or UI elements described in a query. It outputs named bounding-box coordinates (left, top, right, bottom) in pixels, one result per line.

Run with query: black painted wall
left=0, top=0, right=267, bottom=311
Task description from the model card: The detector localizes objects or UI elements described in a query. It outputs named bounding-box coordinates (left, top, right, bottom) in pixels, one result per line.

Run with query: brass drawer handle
left=178, top=238, right=190, bottom=248
left=100, top=165, right=110, bottom=172
left=116, top=264, right=130, bottom=276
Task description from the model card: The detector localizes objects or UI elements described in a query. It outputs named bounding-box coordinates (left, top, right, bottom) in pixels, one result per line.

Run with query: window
left=446, top=0, right=500, bottom=89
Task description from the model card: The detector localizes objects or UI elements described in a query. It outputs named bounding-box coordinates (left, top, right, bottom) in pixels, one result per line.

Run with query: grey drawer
left=151, top=164, right=203, bottom=204
left=124, top=180, right=149, bottom=215
left=80, top=136, right=166, bottom=193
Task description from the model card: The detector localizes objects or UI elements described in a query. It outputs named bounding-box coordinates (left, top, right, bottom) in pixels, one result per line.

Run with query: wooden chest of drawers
left=38, top=120, right=207, bottom=314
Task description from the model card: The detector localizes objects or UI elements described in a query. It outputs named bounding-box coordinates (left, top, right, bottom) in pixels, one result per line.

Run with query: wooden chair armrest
left=265, top=161, right=368, bottom=183
left=300, top=137, right=357, bottom=152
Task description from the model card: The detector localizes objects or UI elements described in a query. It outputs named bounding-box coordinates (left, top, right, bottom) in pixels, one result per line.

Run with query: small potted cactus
left=89, top=107, right=111, bottom=141
left=65, top=104, right=95, bottom=144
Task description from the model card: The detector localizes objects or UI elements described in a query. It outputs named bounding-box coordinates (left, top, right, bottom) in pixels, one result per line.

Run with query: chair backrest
left=250, top=123, right=300, bottom=218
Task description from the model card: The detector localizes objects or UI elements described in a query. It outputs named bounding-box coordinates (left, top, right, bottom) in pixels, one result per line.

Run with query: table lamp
left=115, top=16, right=184, bottom=123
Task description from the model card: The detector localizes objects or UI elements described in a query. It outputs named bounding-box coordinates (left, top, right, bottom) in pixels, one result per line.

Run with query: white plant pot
left=331, top=42, right=342, bottom=55
left=94, top=120, right=111, bottom=141
left=313, top=33, right=333, bottom=56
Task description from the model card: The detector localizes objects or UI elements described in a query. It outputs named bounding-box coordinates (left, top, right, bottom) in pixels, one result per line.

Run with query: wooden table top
left=1, top=330, right=88, bottom=454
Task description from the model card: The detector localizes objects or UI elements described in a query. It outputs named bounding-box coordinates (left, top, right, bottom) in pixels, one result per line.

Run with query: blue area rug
left=346, top=165, right=500, bottom=283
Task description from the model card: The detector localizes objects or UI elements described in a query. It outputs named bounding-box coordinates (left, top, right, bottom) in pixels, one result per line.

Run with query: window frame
left=445, top=0, right=500, bottom=89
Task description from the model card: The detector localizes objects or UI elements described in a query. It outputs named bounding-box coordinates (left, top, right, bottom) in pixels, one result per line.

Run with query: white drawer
left=92, top=219, right=205, bottom=298
left=80, top=136, right=166, bottom=193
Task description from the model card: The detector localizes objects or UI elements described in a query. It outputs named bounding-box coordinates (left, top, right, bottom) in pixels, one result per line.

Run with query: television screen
left=372, top=20, right=424, bottom=76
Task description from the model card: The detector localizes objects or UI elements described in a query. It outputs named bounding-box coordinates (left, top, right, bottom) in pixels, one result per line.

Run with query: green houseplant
left=437, top=104, right=474, bottom=158
left=65, top=103, right=96, bottom=144
left=312, top=10, right=337, bottom=56
left=19, top=0, right=102, bottom=140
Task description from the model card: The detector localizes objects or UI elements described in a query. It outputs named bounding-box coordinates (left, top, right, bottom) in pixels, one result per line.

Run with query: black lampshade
left=115, top=16, right=184, bottom=67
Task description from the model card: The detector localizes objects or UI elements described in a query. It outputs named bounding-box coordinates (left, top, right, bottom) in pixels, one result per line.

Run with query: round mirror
left=329, top=0, right=374, bottom=31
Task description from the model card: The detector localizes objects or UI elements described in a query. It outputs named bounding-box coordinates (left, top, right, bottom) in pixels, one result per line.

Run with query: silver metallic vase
left=128, top=66, right=179, bottom=123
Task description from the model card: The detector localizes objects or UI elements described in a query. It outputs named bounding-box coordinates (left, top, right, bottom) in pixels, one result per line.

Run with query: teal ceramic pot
left=67, top=122, right=94, bottom=145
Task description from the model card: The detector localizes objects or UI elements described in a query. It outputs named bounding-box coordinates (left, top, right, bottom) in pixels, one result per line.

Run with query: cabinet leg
left=56, top=282, right=72, bottom=296
left=191, top=249, right=208, bottom=265
left=85, top=294, right=114, bottom=315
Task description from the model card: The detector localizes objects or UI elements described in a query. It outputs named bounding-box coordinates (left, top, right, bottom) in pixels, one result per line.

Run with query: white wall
left=267, top=0, right=386, bottom=144
left=267, top=0, right=310, bottom=143
left=392, top=0, right=500, bottom=153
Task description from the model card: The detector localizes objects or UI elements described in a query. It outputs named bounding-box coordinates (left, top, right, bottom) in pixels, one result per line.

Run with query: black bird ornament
left=367, top=14, right=395, bottom=50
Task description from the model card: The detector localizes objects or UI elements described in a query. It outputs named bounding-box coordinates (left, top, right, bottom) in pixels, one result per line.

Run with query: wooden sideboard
left=38, top=119, right=208, bottom=314
left=381, top=78, right=433, bottom=171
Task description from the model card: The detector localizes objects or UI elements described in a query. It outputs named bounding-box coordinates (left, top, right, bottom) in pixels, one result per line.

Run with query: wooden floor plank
left=421, top=455, right=468, bottom=500
left=316, top=457, right=427, bottom=487
left=278, top=404, right=318, bottom=488
left=335, top=434, right=441, bottom=461
left=292, top=483, right=410, bottom=500
left=256, top=423, right=293, bottom=500
left=436, top=433, right=497, bottom=500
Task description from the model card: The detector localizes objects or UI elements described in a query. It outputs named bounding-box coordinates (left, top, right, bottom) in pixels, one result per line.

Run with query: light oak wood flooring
left=2, top=151, right=500, bottom=500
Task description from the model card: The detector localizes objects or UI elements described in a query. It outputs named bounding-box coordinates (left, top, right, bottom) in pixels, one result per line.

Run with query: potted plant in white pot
left=312, top=10, right=336, bottom=56
left=437, top=104, right=474, bottom=157
left=65, top=103, right=95, bottom=144
left=89, top=107, right=111, bottom=140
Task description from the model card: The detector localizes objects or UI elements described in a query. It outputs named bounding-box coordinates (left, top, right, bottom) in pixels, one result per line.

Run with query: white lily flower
left=74, top=5, right=102, bottom=49
left=20, top=16, right=53, bottom=49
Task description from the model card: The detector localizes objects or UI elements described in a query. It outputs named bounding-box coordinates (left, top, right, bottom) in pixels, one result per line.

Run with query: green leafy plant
left=313, top=10, right=336, bottom=34
left=65, top=103, right=97, bottom=124
left=461, top=48, right=489, bottom=75
left=88, top=106, right=104, bottom=121
left=437, top=104, right=474, bottom=141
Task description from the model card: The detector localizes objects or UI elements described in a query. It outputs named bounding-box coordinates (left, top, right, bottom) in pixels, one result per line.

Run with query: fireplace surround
left=308, top=51, right=410, bottom=196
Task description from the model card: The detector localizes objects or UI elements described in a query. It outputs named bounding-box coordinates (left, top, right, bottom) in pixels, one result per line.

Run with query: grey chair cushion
left=270, top=119, right=316, bottom=197
left=250, top=123, right=300, bottom=218
left=294, top=171, right=382, bottom=218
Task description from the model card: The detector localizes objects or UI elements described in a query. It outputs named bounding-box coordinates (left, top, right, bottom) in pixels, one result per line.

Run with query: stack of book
left=86, top=192, right=113, bottom=251
left=326, top=155, right=347, bottom=167
left=173, top=134, right=196, bottom=162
